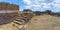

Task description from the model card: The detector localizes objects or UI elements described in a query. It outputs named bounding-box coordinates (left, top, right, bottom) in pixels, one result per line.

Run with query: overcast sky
left=0, top=0, right=60, bottom=12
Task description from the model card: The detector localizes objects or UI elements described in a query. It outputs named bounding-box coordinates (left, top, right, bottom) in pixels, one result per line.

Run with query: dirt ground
left=0, top=22, right=18, bottom=30
left=26, top=15, right=60, bottom=30
left=0, top=15, right=60, bottom=30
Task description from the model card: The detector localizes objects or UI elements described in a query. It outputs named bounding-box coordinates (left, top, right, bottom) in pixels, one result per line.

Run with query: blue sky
left=0, top=0, right=60, bottom=12
left=0, top=0, right=19, bottom=5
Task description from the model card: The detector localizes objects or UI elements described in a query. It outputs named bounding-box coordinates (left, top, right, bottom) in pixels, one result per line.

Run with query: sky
left=0, top=0, right=60, bottom=12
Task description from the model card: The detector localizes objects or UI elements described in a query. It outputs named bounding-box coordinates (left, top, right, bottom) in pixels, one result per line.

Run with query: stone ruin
left=0, top=2, right=19, bottom=25
left=0, top=2, right=19, bottom=10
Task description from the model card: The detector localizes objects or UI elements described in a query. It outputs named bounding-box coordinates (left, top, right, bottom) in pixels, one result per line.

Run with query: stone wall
left=0, top=2, right=19, bottom=10
left=0, top=2, right=19, bottom=25
left=0, top=12, right=18, bottom=25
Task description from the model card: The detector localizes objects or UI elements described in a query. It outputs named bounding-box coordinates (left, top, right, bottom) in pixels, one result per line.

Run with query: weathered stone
left=0, top=2, right=19, bottom=10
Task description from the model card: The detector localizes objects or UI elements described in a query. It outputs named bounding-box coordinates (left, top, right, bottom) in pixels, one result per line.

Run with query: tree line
left=23, top=9, right=60, bottom=17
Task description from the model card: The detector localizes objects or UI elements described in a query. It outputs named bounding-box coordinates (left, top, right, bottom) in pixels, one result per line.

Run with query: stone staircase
left=13, top=12, right=34, bottom=30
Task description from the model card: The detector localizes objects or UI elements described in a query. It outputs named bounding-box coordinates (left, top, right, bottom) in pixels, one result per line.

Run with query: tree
left=44, top=10, right=52, bottom=14
left=56, top=12, right=60, bottom=16
left=33, top=11, right=41, bottom=16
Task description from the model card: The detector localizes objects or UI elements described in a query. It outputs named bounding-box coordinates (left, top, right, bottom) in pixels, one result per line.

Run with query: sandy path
left=26, top=15, right=60, bottom=30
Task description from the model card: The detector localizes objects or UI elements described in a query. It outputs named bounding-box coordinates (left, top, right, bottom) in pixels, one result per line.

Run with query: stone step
left=17, top=16, right=22, bottom=17
left=21, top=19, right=28, bottom=22
left=14, top=21, right=22, bottom=25
left=13, top=23, right=20, bottom=26
left=15, top=20, right=25, bottom=23
left=13, top=13, right=34, bottom=30
left=16, top=17, right=23, bottom=19
left=15, top=18, right=21, bottom=20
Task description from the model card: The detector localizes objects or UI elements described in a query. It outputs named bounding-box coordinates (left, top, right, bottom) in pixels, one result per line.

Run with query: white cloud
left=52, top=3, right=60, bottom=8
left=54, top=0, right=60, bottom=3
left=23, top=0, right=60, bottom=11
left=23, top=0, right=32, bottom=5
left=51, top=0, right=60, bottom=8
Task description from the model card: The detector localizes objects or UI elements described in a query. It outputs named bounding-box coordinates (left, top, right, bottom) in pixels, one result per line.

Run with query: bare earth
left=0, top=22, right=18, bottom=30
left=26, top=15, right=60, bottom=30
left=0, top=15, right=60, bottom=30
